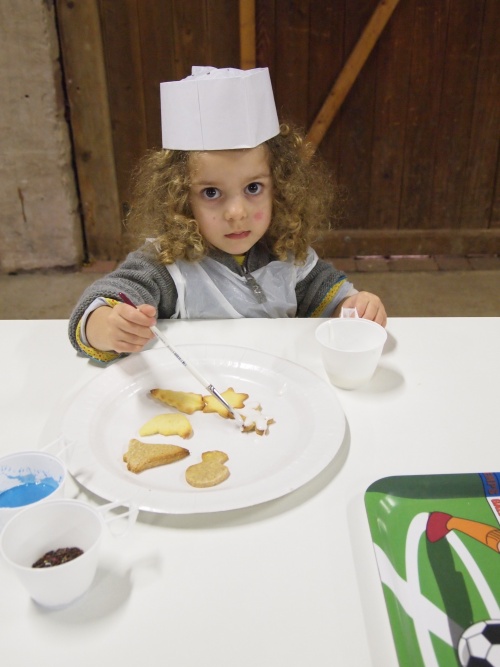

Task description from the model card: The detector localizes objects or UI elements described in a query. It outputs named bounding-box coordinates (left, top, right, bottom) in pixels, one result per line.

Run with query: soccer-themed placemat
left=365, top=473, right=500, bottom=667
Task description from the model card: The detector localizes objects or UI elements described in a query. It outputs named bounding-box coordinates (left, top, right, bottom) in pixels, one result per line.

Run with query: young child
left=69, top=66, right=386, bottom=363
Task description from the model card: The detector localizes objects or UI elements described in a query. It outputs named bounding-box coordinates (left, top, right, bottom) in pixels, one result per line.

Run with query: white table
left=1, top=318, right=499, bottom=666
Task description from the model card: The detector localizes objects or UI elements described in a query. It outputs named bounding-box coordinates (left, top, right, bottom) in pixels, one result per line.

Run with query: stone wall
left=0, top=0, right=83, bottom=273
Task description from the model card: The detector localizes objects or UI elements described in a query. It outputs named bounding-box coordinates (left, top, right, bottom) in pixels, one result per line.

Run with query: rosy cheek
left=254, top=210, right=264, bottom=221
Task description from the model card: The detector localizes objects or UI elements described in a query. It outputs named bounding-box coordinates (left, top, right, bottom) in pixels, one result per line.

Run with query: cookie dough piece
left=124, top=439, right=190, bottom=473
left=150, top=389, right=204, bottom=415
left=202, top=387, right=249, bottom=419
left=185, top=451, right=230, bottom=488
left=139, top=413, right=193, bottom=438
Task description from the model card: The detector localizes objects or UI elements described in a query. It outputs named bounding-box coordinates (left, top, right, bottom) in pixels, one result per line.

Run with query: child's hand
left=86, top=303, right=157, bottom=353
left=335, top=292, right=387, bottom=327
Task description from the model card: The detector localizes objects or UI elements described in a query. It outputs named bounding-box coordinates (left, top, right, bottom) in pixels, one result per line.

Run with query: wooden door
left=56, top=0, right=500, bottom=261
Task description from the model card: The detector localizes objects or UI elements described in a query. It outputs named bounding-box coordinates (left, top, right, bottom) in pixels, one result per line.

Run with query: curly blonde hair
left=126, top=123, right=338, bottom=264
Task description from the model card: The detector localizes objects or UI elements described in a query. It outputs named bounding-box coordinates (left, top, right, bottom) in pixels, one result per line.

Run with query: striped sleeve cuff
left=310, top=279, right=355, bottom=318
left=75, top=297, right=121, bottom=363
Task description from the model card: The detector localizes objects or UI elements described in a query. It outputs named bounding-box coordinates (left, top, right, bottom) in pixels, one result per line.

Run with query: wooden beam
left=239, top=0, right=256, bottom=69
left=307, top=0, right=401, bottom=150
left=313, top=228, right=500, bottom=258
left=56, top=0, right=122, bottom=261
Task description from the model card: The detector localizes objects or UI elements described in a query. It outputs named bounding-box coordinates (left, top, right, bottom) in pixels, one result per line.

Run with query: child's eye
left=245, top=182, right=262, bottom=195
left=202, top=187, right=221, bottom=199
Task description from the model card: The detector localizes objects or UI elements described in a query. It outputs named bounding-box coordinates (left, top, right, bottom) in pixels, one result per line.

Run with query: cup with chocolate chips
left=0, top=498, right=137, bottom=607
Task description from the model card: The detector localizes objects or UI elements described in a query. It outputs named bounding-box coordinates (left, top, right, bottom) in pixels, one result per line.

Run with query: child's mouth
left=225, top=231, right=250, bottom=240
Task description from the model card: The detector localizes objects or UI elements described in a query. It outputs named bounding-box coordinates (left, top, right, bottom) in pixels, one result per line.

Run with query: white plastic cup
left=315, top=318, right=387, bottom=389
left=0, top=499, right=137, bottom=608
left=0, top=451, right=66, bottom=531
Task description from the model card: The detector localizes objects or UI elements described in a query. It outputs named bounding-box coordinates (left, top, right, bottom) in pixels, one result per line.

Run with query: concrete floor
left=1, top=257, right=499, bottom=319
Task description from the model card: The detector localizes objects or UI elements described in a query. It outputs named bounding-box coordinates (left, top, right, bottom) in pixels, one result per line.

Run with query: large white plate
left=61, top=345, right=345, bottom=513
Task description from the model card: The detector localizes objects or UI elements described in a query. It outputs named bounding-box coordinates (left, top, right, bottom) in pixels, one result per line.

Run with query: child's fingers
left=354, top=292, right=387, bottom=327
left=340, top=292, right=387, bottom=327
left=109, top=303, right=156, bottom=351
left=363, top=301, right=387, bottom=327
left=137, top=303, right=157, bottom=319
left=115, top=302, right=156, bottom=327
left=110, top=328, right=153, bottom=349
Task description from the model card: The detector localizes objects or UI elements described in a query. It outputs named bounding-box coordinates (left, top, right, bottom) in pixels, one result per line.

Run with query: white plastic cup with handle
left=0, top=450, right=67, bottom=531
left=0, top=498, right=137, bottom=608
left=315, top=318, right=387, bottom=389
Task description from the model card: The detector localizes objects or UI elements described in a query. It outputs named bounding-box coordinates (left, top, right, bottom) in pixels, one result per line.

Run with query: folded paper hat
left=160, top=66, right=280, bottom=150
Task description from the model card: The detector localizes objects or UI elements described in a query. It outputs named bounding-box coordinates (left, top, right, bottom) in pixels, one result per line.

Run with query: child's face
left=189, top=145, right=273, bottom=256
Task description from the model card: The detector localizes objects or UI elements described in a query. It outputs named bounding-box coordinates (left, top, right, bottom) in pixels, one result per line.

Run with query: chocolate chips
left=32, top=547, right=83, bottom=568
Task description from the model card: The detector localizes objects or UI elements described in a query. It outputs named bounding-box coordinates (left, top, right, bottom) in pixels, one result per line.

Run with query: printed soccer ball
left=458, top=620, right=500, bottom=667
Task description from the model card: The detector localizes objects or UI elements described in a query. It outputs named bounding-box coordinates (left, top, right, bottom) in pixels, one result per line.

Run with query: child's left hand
left=335, top=292, right=387, bottom=327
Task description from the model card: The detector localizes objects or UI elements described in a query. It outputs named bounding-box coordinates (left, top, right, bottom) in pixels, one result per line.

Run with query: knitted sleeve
left=73, top=298, right=121, bottom=363
left=295, top=258, right=355, bottom=318
left=68, top=247, right=178, bottom=357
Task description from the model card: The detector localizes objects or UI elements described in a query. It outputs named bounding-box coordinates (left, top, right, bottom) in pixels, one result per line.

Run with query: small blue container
left=0, top=451, right=66, bottom=530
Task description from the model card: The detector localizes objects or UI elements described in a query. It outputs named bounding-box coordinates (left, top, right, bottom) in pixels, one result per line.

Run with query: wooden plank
left=313, top=228, right=500, bottom=258
left=398, top=0, right=449, bottom=230
left=255, top=0, right=276, bottom=74
left=430, top=0, right=485, bottom=230
left=172, top=1, right=209, bottom=77
left=489, top=152, right=500, bottom=230
left=208, top=0, right=240, bottom=67
left=98, top=0, right=147, bottom=220
left=306, top=0, right=401, bottom=150
left=368, top=0, right=414, bottom=230
left=459, top=0, right=500, bottom=230
left=307, top=1, right=345, bottom=178
left=137, top=0, right=176, bottom=148
left=274, top=0, right=310, bottom=127
left=492, top=153, right=500, bottom=229
left=56, top=0, right=122, bottom=261
left=336, top=0, right=379, bottom=231
left=240, top=0, right=256, bottom=68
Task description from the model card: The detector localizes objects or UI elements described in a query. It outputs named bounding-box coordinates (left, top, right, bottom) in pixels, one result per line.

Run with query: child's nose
left=224, top=196, right=247, bottom=222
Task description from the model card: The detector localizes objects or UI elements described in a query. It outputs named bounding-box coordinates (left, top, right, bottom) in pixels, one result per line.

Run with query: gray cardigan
left=68, top=241, right=352, bottom=354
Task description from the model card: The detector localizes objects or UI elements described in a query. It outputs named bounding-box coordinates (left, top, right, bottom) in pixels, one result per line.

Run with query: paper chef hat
left=160, top=66, right=280, bottom=150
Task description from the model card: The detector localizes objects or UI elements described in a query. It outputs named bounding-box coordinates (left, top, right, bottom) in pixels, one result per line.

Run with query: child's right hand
left=85, top=303, right=157, bottom=353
